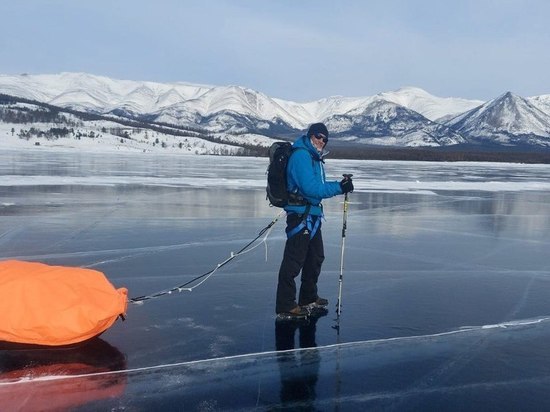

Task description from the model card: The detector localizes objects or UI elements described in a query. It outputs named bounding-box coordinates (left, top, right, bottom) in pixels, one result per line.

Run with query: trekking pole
left=336, top=174, right=352, bottom=318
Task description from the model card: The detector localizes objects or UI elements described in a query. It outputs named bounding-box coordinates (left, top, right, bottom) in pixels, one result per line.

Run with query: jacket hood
left=293, top=135, right=323, bottom=161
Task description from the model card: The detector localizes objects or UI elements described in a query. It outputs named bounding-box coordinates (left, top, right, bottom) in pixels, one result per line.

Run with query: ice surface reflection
left=0, top=339, right=126, bottom=411
left=6, top=317, right=550, bottom=411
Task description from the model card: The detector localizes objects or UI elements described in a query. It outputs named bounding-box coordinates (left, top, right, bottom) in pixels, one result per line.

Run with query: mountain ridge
left=1, top=72, right=549, bottom=148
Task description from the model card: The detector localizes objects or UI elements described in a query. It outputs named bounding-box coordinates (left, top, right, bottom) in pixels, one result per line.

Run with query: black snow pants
left=276, top=213, right=325, bottom=313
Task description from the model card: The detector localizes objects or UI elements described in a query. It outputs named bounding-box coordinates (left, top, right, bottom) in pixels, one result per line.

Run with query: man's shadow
left=275, top=309, right=327, bottom=410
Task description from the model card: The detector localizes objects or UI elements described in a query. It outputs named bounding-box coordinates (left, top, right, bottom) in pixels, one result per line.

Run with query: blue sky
left=1, top=0, right=549, bottom=101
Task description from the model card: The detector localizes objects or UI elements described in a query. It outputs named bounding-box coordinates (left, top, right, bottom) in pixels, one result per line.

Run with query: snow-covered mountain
left=0, top=73, right=305, bottom=129
left=1, top=72, right=549, bottom=148
left=445, top=92, right=550, bottom=146
left=377, top=87, right=484, bottom=122
left=325, top=99, right=466, bottom=146
left=0, top=72, right=212, bottom=113
left=0, top=97, right=274, bottom=155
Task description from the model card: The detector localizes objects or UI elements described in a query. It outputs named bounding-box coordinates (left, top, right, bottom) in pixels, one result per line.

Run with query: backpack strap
left=287, top=147, right=315, bottom=206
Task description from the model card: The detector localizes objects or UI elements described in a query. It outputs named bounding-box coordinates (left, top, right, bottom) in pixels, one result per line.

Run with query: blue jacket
left=285, top=135, right=343, bottom=216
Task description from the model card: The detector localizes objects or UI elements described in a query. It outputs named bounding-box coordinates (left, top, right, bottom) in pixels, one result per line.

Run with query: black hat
left=307, top=123, right=329, bottom=140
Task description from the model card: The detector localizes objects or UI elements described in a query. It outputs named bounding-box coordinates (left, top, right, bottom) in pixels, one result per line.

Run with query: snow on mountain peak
left=378, top=87, right=483, bottom=122
left=528, top=93, right=550, bottom=115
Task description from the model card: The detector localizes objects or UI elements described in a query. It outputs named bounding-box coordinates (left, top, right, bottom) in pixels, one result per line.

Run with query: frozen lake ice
left=2, top=150, right=550, bottom=410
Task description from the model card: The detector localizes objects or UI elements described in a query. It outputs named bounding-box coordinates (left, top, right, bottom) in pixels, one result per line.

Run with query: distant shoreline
left=325, top=145, right=550, bottom=165
left=4, top=142, right=550, bottom=166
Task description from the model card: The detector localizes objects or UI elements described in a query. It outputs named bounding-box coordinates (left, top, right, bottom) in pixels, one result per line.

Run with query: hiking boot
left=301, top=297, right=328, bottom=308
left=315, top=297, right=328, bottom=307
left=277, top=305, right=309, bottom=319
left=308, top=306, right=329, bottom=319
left=288, top=306, right=309, bottom=316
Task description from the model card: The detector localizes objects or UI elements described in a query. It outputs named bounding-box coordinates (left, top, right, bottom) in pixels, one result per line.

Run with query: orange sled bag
left=0, top=260, right=128, bottom=346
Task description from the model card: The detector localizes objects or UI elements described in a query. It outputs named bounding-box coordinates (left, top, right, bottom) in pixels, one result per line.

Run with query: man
left=276, top=123, right=354, bottom=318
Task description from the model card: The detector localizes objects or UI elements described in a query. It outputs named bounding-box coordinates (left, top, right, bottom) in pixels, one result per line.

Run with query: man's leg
left=276, top=216, right=310, bottom=313
left=298, top=228, right=324, bottom=306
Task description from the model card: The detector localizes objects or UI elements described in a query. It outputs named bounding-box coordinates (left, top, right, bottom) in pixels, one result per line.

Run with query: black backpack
left=266, top=141, right=308, bottom=207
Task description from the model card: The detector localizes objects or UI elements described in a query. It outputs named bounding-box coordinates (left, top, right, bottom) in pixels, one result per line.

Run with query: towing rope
left=129, top=210, right=285, bottom=304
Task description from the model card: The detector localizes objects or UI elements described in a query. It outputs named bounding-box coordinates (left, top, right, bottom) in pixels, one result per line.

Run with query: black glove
left=340, top=176, right=354, bottom=194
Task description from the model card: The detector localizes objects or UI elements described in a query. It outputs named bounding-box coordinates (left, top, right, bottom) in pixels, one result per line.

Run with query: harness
left=286, top=206, right=323, bottom=239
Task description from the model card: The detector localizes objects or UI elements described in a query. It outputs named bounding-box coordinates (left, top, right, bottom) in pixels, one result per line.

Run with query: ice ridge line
left=3, top=314, right=550, bottom=386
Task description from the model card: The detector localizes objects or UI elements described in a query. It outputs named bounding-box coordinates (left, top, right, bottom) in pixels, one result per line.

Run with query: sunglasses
left=315, top=133, right=328, bottom=143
